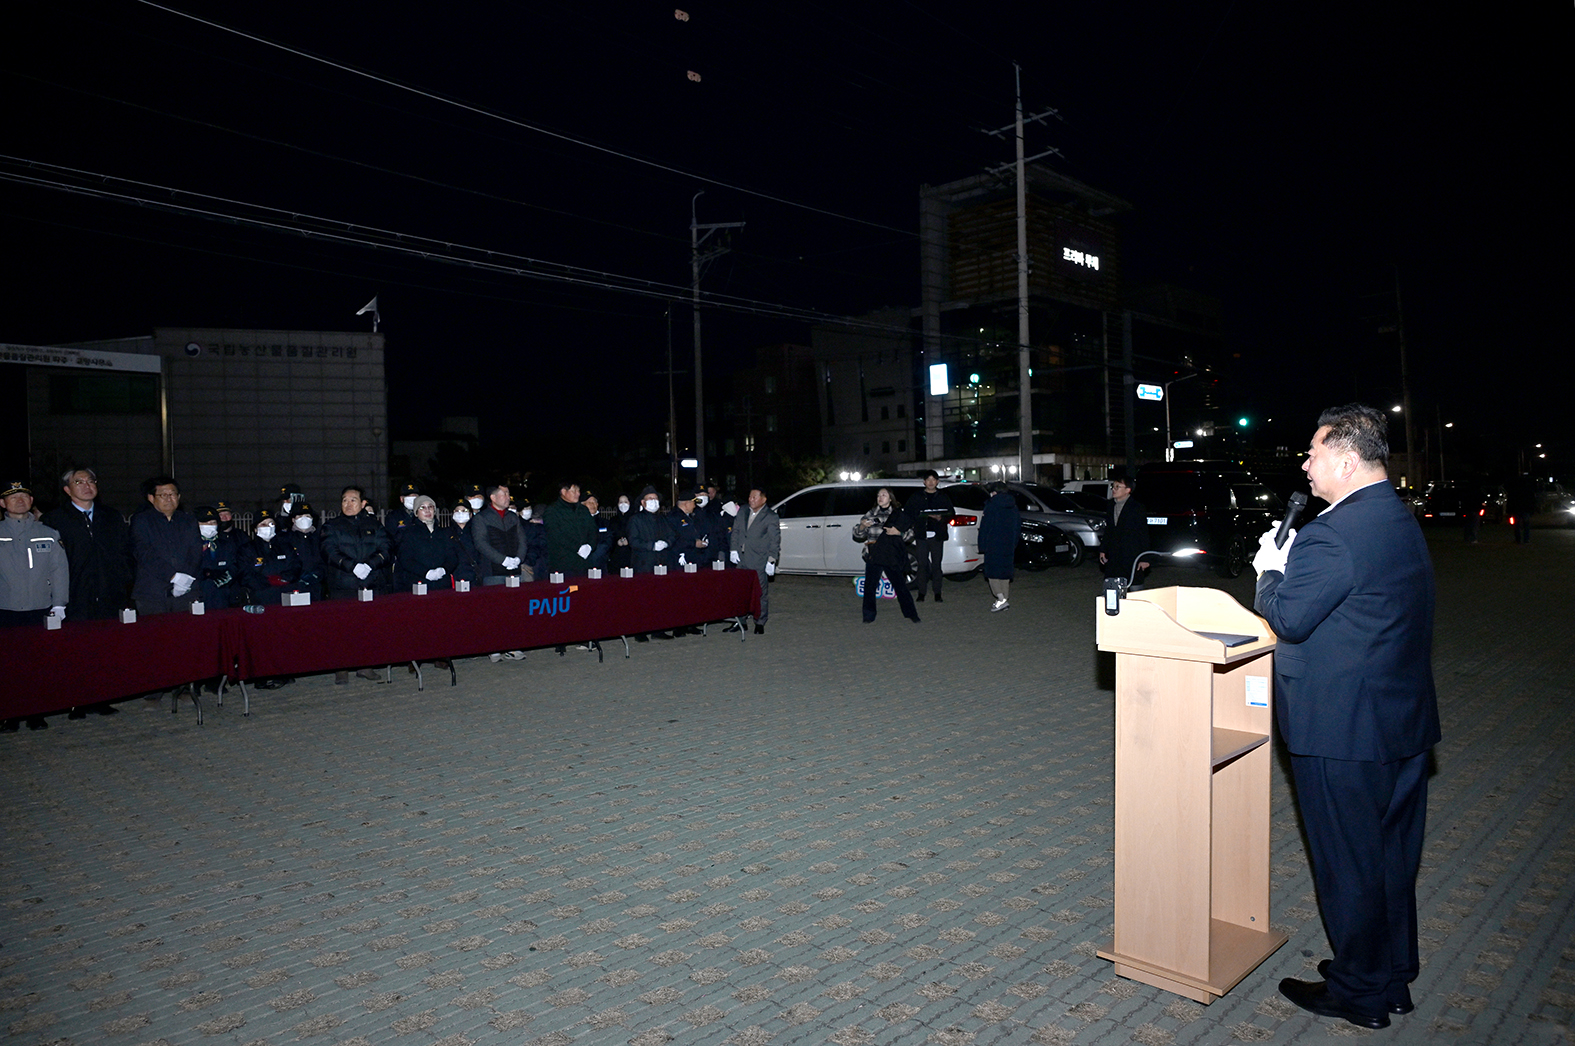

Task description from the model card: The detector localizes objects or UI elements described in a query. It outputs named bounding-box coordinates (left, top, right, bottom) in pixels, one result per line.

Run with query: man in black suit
left=1254, top=404, right=1439, bottom=1030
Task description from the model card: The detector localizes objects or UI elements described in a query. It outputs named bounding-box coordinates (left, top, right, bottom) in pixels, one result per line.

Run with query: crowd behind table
left=1, top=468, right=777, bottom=730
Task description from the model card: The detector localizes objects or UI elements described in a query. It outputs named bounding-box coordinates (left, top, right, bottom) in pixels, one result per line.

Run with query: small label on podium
left=190, top=600, right=206, bottom=615
left=683, top=562, right=698, bottom=573
left=119, top=608, right=137, bottom=624
left=454, top=579, right=471, bottom=592
left=283, top=591, right=311, bottom=607
left=412, top=583, right=427, bottom=595
left=653, top=565, right=668, bottom=576
left=587, top=568, right=602, bottom=579
left=357, top=588, right=375, bottom=602
left=505, top=575, right=520, bottom=588
left=549, top=571, right=565, bottom=584
left=619, top=567, right=634, bottom=578
left=1245, top=676, right=1269, bottom=708
left=46, top=614, right=62, bottom=630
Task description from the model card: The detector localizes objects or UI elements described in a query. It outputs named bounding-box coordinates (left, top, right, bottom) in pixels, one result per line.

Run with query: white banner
left=0, top=343, right=162, bottom=374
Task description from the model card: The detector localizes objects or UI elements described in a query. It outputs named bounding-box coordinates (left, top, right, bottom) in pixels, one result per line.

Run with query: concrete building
left=13, top=327, right=386, bottom=514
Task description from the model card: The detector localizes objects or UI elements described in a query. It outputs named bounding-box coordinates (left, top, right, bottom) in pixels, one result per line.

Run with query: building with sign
left=918, top=166, right=1133, bottom=475
left=8, top=328, right=386, bottom=514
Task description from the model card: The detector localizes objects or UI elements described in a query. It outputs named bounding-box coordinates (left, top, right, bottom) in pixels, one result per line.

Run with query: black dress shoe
left=634, top=633, right=650, bottom=643
left=722, top=621, right=743, bottom=633
left=68, top=708, right=87, bottom=720
left=93, top=703, right=121, bottom=715
left=0, top=718, right=18, bottom=732
left=26, top=716, right=48, bottom=731
left=754, top=623, right=764, bottom=634
left=1279, top=977, right=1389, bottom=1029
left=1317, top=959, right=1414, bottom=1015
left=916, top=592, right=925, bottom=602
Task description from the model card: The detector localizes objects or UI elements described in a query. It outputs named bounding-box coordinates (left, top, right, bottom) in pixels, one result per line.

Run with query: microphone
left=1275, top=492, right=1309, bottom=549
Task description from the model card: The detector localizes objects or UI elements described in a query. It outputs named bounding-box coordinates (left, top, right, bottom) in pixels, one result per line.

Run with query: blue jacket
left=1255, top=481, right=1440, bottom=762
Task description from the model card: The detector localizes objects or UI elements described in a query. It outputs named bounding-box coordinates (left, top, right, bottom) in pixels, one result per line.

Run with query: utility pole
left=690, top=192, right=744, bottom=490
left=1394, top=269, right=1419, bottom=489
left=985, top=66, right=1061, bottom=483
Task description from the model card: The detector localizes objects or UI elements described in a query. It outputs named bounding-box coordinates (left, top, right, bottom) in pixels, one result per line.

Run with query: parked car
left=1060, top=479, right=1113, bottom=501
left=943, top=482, right=1107, bottom=566
left=770, top=480, right=982, bottom=578
left=1416, top=481, right=1505, bottom=525
left=1133, top=462, right=1286, bottom=578
left=1017, top=516, right=1085, bottom=570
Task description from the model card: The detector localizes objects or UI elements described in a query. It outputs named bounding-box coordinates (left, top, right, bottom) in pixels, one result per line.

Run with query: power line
left=130, top=0, right=916, bottom=237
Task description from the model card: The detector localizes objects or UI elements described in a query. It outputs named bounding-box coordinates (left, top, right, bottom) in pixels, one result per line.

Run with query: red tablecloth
left=0, top=569, right=760, bottom=720
left=2, top=609, right=246, bottom=719
left=234, top=570, right=760, bottom=678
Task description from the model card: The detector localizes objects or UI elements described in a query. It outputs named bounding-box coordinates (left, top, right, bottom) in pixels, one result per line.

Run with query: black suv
left=1134, top=462, right=1286, bottom=578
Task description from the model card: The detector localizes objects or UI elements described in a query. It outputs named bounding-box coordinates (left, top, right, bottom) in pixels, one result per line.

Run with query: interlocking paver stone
left=3, top=526, right=1572, bottom=1044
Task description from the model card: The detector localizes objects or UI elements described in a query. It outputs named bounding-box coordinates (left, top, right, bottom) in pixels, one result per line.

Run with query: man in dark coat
left=1254, top=404, right=1439, bottom=1030
left=129, top=475, right=202, bottom=615
left=1098, top=469, right=1152, bottom=588
left=543, top=481, right=597, bottom=577
left=906, top=470, right=954, bottom=602
left=320, top=486, right=393, bottom=597
left=977, top=481, right=1019, bottom=612
left=41, top=467, right=131, bottom=621
left=472, top=483, right=529, bottom=583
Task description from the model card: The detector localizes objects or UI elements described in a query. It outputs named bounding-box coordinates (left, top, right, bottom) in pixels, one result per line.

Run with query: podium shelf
left=1212, top=728, right=1269, bottom=768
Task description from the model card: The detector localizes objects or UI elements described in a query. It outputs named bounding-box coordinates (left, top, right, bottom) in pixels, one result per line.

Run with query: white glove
left=678, top=553, right=687, bottom=566
left=729, top=550, right=741, bottom=564
left=50, top=606, right=66, bottom=621
left=654, top=540, right=669, bottom=551
left=1252, top=526, right=1293, bottom=577
left=502, top=556, right=521, bottom=570
left=352, top=562, right=372, bottom=581
left=425, top=567, right=446, bottom=581
left=765, top=562, right=776, bottom=576
left=722, top=501, right=739, bottom=517
left=577, top=543, right=592, bottom=559
left=171, top=571, right=195, bottom=597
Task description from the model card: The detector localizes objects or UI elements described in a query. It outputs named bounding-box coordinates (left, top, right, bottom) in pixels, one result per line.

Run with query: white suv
left=771, top=480, right=982, bottom=576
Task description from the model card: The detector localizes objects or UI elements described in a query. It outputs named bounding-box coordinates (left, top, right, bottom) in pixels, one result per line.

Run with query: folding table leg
left=411, top=662, right=424, bottom=691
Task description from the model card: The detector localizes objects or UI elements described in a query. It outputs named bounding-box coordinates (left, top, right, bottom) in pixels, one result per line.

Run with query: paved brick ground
left=3, top=523, right=1572, bottom=1045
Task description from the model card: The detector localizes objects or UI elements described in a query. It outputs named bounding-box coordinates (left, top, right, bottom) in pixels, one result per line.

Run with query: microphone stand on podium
left=1103, top=548, right=1202, bottom=615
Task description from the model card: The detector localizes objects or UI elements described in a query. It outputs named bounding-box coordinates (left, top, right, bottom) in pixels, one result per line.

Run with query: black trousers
left=862, top=560, right=919, bottom=622
left=1291, top=750, right=1429, bottom=1016
left=914, top=536, right=945, bottom=594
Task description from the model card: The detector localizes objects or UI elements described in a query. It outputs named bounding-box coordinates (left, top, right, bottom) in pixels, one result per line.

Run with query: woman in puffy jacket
left=394, top=496, right=460, bottom=590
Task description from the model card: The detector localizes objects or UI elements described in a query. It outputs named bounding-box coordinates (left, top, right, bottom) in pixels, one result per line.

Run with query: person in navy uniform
left=194, top=505, right=245, bottom=607
left=1254, top=404, right=1439, bottom=1030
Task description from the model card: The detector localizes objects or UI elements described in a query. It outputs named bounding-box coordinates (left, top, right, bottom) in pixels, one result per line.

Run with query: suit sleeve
left=765, top=511, right=781, bottom=563
left=1254, top=523, right=1352, bottom=643
left=471, top=516, right=504, bottom=566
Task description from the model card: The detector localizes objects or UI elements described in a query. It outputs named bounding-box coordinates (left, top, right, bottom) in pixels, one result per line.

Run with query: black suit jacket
left=1255, top=481, right=1440, bottom=762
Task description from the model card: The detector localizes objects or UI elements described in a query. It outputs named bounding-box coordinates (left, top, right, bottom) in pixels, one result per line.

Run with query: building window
left=764, top=375, right=776, bottom=394
left=724, top=438, right=735, bottom=455
left=824, top=365, right=835, bottom=425
left=744, top=435, right=755, bottom=452
left=882, top=441, right=891, bottom=453
left=898, top=439, right=907, bottom=452
left=863, top=442, right=871, bottom=456
left=880, top=405, right=890, bottom=420
left=897, top=404, right=906, bottom=419
left=766, top=415, right=777, bottom=433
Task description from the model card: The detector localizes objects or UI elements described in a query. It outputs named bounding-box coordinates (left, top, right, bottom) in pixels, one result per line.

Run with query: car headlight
left=1024, top=533, right=1044, bottom=543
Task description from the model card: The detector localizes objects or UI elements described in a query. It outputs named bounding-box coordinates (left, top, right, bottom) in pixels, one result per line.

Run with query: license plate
left=1147, top=516, right=1167, bottom=525
left=1438, top=511, right=1456, bottom=517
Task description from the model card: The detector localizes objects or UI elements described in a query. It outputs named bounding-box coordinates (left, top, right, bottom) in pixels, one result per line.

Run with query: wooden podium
left=1095, top=586, right=1288, bottom=1003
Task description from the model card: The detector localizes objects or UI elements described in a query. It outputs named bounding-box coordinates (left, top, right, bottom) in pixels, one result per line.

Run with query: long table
left=1, top=569, right=761, bottom=721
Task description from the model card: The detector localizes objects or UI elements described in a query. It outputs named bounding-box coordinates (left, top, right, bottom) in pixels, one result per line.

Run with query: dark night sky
left=4, top=2, right=1568, bottom=474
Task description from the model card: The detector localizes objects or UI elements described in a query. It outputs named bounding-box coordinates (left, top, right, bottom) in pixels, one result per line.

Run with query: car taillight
left=949, top=514, right=977, bottom=527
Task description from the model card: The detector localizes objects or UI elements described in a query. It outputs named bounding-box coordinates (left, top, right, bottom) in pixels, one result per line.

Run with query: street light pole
left=1163, top=372, right=1198, bottom=461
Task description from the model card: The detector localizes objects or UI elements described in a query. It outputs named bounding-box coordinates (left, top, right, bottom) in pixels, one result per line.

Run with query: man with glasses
left=130, top=475, right=202, bottom=615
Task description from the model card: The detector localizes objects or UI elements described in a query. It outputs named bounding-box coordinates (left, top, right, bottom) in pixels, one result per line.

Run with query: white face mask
left=695, top=495, right=708, bottom=507
left=452, top=510, right=471, bottom=525
left=402, top=495, right=417, bottom=511
left=294, top=516, right=313, bottom=532
left=468, top=497, right=483, bottom=510
left=256, top=524, right=276, bottom=541
left=200, top=523, right=219, bottom=539
left=618, top=502, right=630, bottom=514
left=281, top=501, right=292, bottom=514
left=519, top=508, right=533, bottom=520
left=645, top=499, right=660, bottom=513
